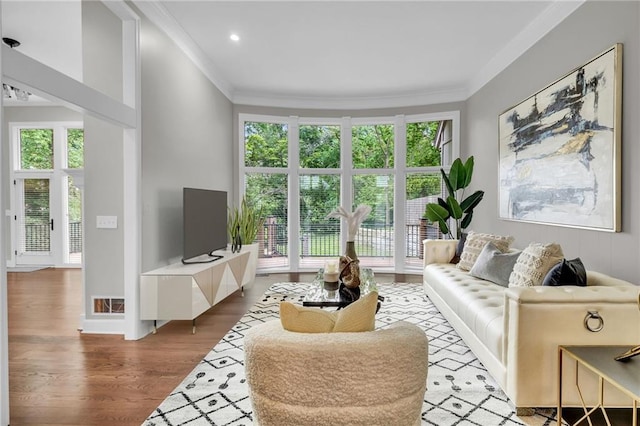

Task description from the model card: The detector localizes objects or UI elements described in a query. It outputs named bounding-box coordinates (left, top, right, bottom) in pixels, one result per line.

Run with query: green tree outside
left=20, top=128, right=53, bottom=169
left=243, top=119, right=446, bottom=256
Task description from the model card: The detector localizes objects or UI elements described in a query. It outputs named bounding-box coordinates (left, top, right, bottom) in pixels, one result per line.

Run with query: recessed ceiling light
left=230, top=34, right=240, bottom=42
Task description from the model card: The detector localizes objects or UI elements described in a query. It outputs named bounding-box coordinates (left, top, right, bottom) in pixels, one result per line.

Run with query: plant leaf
left=462, top=156, right=474, bottom=188
left=460, top=190, right=484, bottom=213
left=461, top=211, right=473, bottom=229
left=440, top=168, right=454, bottom=198
left=425, top=203, right=450, bottom=224
left=437, top=219, right=449, bottom=235
left=425, top=203, right=451, bottom=236
left=436, top=197, right=452, bottom=215
left=448, top=158, right=466, bottom=191
left=446, top=195, right=463, bottom=219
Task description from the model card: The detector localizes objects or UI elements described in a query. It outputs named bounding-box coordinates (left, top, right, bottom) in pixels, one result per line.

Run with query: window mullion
left=340, top=116, right=352, bottom=249
left=288, top=116, right=300, bottom=271
left=51, top=125, right=66, bottom=266
left=394, top=115, right=406, bottom=273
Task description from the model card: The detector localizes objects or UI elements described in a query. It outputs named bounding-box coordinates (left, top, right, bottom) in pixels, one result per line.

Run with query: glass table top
left=303, top=267, right=376, bottom=307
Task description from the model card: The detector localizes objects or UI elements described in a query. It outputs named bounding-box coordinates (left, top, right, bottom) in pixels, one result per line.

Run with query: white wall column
left=0, top=1, right=10, bottom=422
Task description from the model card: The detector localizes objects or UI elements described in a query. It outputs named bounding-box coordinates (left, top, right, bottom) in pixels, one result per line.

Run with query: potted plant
left=228, top=195, right=264, bottom=286
left=424, top=156, right=484, bottom=240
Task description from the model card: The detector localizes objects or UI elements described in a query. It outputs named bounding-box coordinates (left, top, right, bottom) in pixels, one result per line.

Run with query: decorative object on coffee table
left=303, top=267, right=376, bottom=308
left=339, top=255, right=361, bottom=304
left=323, top=259, right=340, bottom=291
left=614, top=344, right=640, bottom=362
left=327, top=204, right=372, bottom=261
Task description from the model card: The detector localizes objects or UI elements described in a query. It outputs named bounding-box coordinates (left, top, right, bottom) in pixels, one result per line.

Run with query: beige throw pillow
left=279, top=303, right=336, bottom=333
left=279, top=291, right=379, bottom=333
left=457, top=231, right=514, bottom=271
left=508, top=242, right=564, bottom=287
left=333, top=291, right=378, bottom=332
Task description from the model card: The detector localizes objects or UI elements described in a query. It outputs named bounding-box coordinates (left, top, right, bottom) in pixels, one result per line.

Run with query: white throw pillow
left=457, top=231, right=514, bottom=271
left=508, top=242, right=564, bottom=287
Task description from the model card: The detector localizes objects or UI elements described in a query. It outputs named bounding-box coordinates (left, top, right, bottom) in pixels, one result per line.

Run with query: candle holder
left=323, top=259, right=340, bottom=291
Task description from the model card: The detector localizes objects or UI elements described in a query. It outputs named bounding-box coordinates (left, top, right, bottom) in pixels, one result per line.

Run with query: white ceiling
left=2, top=0, right=82, bottom=106
left=1, top=0, right=585, bottom=109
left=137, top=0, right=584, bottom=108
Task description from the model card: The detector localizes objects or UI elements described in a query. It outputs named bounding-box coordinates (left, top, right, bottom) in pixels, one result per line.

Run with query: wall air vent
left=93, top=297, right=125, bottom=314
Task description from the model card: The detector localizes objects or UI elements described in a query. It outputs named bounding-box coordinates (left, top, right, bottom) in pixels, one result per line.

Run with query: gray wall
left=139, top=11, right=234, bottom=272
left=82, top=1, right=125, bottom=316
left=466, top=1, right=639, bottom=283
left=2, top=107, right=83, bottom=263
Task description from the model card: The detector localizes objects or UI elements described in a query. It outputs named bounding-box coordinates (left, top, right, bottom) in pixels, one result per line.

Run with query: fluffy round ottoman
left=244, top=320, right=428, bottom=426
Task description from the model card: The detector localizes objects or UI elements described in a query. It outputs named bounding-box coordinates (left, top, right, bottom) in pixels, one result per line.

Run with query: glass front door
left=15, top=177, right=55, bottom=265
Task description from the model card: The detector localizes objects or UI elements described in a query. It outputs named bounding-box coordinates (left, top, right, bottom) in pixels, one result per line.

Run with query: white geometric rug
left=141, top=282, right=557, bottom=426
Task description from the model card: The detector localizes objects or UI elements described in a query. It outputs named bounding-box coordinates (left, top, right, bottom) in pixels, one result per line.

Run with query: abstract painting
left=498, top=44, right=622, bottom=232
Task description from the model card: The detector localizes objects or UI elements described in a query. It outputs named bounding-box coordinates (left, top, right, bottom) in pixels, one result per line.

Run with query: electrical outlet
left=96, top=215, right=118, bottom=229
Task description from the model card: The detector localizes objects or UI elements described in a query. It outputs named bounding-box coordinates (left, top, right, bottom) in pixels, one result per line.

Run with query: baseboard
left=80, top=315, right=125, bottom=335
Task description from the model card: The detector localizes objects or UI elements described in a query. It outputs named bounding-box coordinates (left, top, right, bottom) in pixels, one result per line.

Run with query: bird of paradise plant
left=424, top=156, right=484, bottom=240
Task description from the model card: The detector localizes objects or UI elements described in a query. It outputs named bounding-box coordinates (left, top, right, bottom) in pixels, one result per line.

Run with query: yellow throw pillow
left=333, top=291, right=379, bottom=332
left=279, top=291, right=379, bottom=333
left=279, top=302, right=336, bottom=333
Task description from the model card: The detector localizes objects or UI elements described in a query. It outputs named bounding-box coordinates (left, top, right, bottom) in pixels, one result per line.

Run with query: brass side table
left=558, top=345, right=640, bottom=426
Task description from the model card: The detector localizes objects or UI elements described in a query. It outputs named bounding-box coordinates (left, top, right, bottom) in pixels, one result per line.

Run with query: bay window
left=239, top=111, right=458, bottom=273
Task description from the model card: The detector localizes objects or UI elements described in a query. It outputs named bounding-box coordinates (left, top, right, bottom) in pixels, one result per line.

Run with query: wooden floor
left=8, top=268, right=420, bottom=425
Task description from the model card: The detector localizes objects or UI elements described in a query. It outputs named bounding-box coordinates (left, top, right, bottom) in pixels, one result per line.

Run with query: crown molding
left=233, top=86, right=469, bottom=110
left=467, top=0, right=585, bottom=97
left=136, top=0, right=583, bottom=110
left=132, top=0, right=234, bottom=101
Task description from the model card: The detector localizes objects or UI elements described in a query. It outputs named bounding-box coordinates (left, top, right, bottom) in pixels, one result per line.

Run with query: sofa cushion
left=508, top=242, right=563, bottom=287
left=542, top=258, right=587, bottom=287
left=469, top=242, right=521, bottom=287
left=424, top=264, right=505, bottom=361
left=457, top=231, right=514, bottom=271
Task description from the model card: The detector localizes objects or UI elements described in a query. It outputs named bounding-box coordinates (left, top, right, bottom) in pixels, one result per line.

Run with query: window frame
left=8, top=121, right=84, bottom=267
left=238, top=111, right=460, bottom=273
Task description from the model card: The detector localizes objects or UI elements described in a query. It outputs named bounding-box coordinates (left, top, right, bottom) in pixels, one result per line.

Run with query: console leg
left=192, top=319, right=196, bottom=334
left=152, top=320, right=157, bottom=334
left=241, top=286, right=244, bottom=297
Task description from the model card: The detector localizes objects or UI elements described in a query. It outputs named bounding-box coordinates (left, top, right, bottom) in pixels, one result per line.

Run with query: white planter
left=242, top=243, right=259, bottom=288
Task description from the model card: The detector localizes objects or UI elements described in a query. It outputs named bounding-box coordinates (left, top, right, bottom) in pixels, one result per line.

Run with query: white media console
left=140, top=249, right=251, bottom=333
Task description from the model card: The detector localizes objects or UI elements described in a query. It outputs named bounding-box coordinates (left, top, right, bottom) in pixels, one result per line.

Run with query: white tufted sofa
left=423, top=239, right=640, bottom=413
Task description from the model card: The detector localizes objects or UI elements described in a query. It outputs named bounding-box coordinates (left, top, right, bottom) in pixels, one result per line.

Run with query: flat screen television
left=182, top=187, right=227, bottom=264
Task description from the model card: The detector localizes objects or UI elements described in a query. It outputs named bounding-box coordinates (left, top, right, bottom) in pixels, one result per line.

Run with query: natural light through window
left=239, top=112, right=458, bottom=273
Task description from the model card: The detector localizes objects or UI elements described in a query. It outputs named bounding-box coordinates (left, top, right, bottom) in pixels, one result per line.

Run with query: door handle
left=50, top=218, right=54, bottom=231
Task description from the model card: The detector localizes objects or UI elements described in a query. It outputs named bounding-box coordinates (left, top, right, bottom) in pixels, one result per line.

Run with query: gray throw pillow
left=469, top=242, right=521, bottom=287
